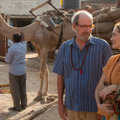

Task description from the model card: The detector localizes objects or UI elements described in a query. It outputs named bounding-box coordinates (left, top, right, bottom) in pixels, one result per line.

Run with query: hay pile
left=92, top=7, right=120, bottom=44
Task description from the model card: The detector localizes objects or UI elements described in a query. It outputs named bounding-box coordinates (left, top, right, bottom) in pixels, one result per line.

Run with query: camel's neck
left=49, top=20, right=75, bottom=51
left=63, top=21, right=75, bottom=40
left=0, top=18, right=39, bottom=41
left=51, top=20, right=74, bottom=41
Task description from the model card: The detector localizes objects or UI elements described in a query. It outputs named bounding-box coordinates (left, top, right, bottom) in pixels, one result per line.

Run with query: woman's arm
left=100, top=84, right=117, bottom=100
left=95, top=73, right=106, bottom=108
left=95, top=73, right=114, bottom=116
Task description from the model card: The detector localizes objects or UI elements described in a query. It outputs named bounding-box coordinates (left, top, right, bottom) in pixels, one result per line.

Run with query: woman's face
left=110, top=27, right=120, bottom=50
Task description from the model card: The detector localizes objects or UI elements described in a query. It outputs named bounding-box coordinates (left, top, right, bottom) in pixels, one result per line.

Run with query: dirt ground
left=33, top=104, right=60, bottom=120
left=0, top=52, right=60, bottom=120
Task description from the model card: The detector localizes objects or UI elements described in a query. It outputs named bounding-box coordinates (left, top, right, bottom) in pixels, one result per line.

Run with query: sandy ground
left=0, top=52, right=60, bottom=120
left=33, top=104, right=60, bottom=120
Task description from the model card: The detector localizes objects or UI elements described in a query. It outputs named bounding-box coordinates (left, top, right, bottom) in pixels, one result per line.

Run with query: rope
left=56, top=23, right=64, bottom=49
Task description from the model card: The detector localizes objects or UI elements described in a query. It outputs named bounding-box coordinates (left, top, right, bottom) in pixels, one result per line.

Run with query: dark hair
left=13, top=32, right=21, bottom=43
left=115, top=22, right=120, bottom=33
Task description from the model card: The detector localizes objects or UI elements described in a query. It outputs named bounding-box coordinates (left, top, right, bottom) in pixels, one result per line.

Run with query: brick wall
left=0, top=35, right=7, bottom=56
left=0, top=13, right=7, bottom=56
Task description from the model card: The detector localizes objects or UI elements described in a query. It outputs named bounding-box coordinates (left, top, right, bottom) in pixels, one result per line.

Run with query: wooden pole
left=29, top=0, right=51, bottom=17
left=30, top=0, right=51, bottom=12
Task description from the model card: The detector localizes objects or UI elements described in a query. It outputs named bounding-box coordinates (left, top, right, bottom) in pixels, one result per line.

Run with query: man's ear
left=72, top=23, right=76, bottom=32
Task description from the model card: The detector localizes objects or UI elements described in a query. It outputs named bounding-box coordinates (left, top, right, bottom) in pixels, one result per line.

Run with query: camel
left=0, top=10, right=75, bottom=101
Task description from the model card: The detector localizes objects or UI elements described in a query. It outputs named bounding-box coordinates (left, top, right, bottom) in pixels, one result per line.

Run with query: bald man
left=53, top=10, right=113, bottom=120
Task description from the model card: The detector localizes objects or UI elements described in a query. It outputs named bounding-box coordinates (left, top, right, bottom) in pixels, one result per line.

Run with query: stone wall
left=0, top=0, right=60, bottom=16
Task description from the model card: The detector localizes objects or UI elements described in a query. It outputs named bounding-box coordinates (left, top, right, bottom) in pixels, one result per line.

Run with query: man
left=53, top=10, right=113, bottom=120
left=5, top=32, right=27, bottom=111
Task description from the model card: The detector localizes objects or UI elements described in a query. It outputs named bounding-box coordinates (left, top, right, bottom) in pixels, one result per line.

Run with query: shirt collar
left=68, top=35, right=95, bottom=47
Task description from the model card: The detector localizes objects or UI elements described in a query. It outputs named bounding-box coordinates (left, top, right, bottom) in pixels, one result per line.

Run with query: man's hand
left=58, top=102, right=67, bottom=120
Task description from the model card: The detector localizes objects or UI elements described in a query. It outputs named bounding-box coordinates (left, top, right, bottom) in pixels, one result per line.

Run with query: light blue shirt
left=53, top=36, right=113, bottom=112
left=5, top=41, right=26, bottom=76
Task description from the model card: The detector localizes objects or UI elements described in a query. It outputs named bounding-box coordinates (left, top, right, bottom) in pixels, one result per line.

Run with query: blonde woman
left=95, top=22, right=120, bottom=120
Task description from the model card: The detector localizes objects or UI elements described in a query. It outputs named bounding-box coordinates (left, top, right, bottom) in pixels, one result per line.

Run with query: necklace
left=71, top=44, right=90, bottom=74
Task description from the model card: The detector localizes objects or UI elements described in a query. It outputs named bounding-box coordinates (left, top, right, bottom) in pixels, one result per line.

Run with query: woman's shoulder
left=109, top=54, right=119, bottom=60
left=108, top=54, right=120, bottom=63
left=103, top=54, right=120, bottom=74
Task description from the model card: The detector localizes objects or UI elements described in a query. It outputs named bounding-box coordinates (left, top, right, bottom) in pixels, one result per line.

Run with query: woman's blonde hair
left=115, top=22, right=120, bottom=33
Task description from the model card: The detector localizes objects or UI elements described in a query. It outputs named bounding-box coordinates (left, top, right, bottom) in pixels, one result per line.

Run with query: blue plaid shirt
left=53, top=36, right=113, bottom=112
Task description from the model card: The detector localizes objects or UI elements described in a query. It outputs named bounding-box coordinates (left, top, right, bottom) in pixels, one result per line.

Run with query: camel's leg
left=43, top=64, right=49, bottom=96
left=34, top=48, right=48, bottom=101
left=32, top=43, right=42, bottom=101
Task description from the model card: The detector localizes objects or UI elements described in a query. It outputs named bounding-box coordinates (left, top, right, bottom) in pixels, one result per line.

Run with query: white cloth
left=8, top=39, right=13, bottom=47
